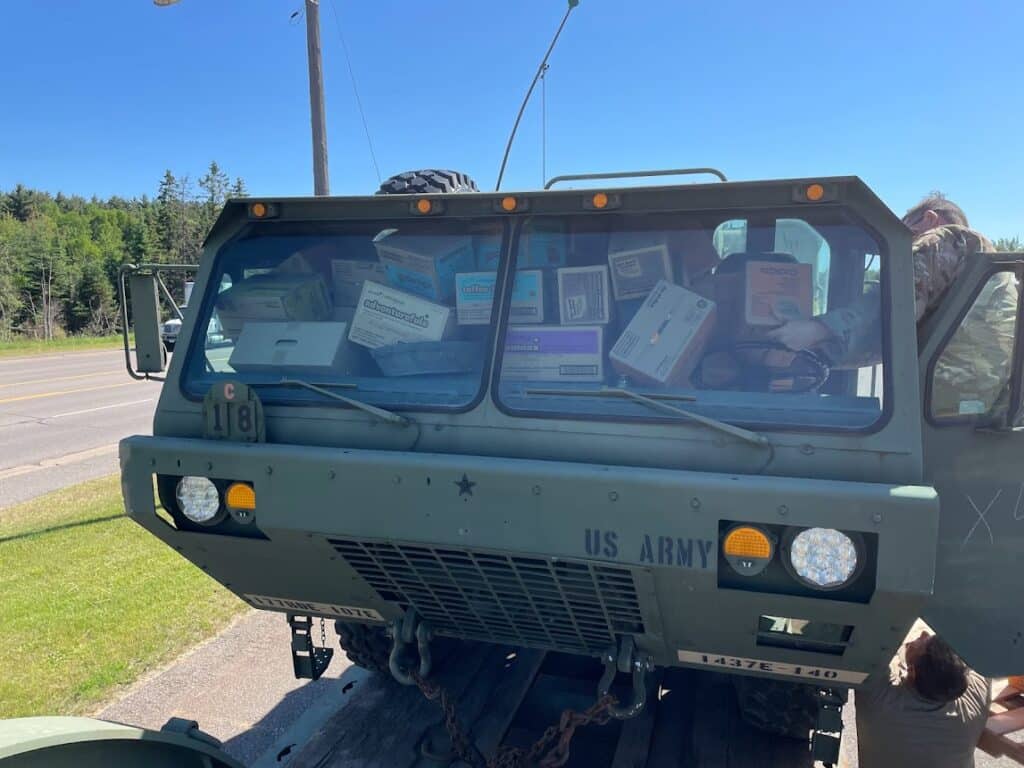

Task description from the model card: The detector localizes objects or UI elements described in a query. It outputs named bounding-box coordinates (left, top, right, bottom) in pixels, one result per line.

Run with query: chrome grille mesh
left=328, top=538, right=645, bottom=654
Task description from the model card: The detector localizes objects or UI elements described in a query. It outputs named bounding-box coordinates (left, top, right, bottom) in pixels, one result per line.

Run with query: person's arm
left=767, top=286, right=882, bottom=369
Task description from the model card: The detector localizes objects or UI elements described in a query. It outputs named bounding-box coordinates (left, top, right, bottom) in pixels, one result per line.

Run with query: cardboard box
left=331, top=259, right=388, bottom=307
left=373, top=233, right=475, bottom=302
left=502, top=326, right=604, bottom=382
left=520, top=220, right=568, bottom=268
left=610, top=280, right=716, bottom=386
left=608, top=245, right=674, bottom=301
left=474, top=233, right=502, bottom=271
left=558, top=265, right=611, bottom=325
left=228, top=321, right=363, bottom=376
left=745, top=260, right=813, bottom=326
left=454, top=271, right=546, bottom=325
left=348, top=281, right=453, bottom=350
left=215, top=273, right=331, bottom=339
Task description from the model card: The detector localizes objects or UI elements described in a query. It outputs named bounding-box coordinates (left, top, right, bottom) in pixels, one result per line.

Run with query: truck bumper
left=120, top=435, right=938, bottom=684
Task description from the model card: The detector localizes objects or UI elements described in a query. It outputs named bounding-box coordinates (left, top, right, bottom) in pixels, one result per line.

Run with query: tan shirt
left=855, top=658, right=990, bottom=768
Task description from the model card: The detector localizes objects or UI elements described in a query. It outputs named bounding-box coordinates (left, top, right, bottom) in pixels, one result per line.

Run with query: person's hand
left=766, top=319, right=832, bottom=351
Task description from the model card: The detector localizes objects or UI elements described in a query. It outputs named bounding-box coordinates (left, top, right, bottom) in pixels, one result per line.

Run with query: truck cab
left=118, top=176, right=1024, bottom=729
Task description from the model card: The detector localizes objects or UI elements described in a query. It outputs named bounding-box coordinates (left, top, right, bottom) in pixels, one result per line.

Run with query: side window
left=930, top=270, right=1020, bottom=420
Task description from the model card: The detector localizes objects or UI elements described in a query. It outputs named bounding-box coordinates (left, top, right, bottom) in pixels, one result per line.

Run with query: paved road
left=0, top=348, right=161, bottom=508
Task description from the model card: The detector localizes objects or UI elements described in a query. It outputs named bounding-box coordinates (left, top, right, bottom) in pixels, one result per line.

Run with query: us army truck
left=116, top=170, right=1024, bottom=755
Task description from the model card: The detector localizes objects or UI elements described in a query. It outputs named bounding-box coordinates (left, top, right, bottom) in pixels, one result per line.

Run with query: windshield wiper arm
left=525, top=386, right=768, bottom=447
left=257, top=379, right=410, bottom=426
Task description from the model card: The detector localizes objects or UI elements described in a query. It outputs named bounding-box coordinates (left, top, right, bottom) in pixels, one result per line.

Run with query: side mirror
left=119, top=265, right=167, bottom=378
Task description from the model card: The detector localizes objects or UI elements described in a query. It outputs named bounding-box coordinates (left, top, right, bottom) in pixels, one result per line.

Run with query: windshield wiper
left=254, top=379, right=410, bottom=426
left=525, top=386, right=768, bottom=447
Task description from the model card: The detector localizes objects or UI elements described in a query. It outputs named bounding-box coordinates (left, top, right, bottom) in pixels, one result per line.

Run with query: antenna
left=495, top=0, right=580, bottom=191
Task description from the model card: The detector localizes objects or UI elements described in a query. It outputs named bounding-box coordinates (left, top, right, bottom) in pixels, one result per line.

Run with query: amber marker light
left=723, top=526, right=773, bottom=560
left=415, top=198, right=433, bottom=214
left=805, top=183, right=825, bottom=202
left=250, top=202, right=268, bottom=218
left=226, top=482, right=256, bottom=511
left=592, top=192, right=609, bottom=209
left=501, top=196, right=518, bottom=212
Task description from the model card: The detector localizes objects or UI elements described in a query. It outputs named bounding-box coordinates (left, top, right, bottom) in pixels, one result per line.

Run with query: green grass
left=0, top=476, right=246, bottom=718
left=0, top=335, right=127, bottom=358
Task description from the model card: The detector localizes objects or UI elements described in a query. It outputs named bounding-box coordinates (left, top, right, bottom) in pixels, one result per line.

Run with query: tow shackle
left=388, top=611, right=434, bottom=685
left=598, top=637, right=654, bottom=719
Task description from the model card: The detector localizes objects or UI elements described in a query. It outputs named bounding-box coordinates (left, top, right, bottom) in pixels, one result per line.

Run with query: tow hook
left=388, top=610, right=434, bottom=685
left=598, top=636, right=654, bottom=719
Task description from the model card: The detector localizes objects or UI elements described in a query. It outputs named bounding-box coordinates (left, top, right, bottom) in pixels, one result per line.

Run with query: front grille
left=328, top=538, right=645, bottom=655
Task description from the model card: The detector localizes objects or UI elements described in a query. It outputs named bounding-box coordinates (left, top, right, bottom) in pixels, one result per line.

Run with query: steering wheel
left=693, top=340, right=831, bottom=394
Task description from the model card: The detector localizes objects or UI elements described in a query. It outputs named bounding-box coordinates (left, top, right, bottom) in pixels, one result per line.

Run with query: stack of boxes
left=220, top=220, right=814, bottom=387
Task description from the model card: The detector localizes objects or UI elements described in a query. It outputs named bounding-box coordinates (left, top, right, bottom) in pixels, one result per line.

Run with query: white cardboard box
left=454, top=271, right=545, bottom=325
left=348, top=281, right=452, bottom=350
left=610, top=280, right=716, bottom=386
left=374, top=233, right=475, bottom=302
left=228, top=321, right=362, bottom=375
left=607, top=244, right=674, bottom=301
left=331, top=259, right=388, bottom=307
left=502, top=325, right=604, bottom=382
left=557, top=265, right=611, bottom=325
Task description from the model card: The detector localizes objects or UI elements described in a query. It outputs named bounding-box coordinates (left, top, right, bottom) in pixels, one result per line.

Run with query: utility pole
left=155, top=0, right=331, bottom=196
left=305, top=0, right=330, bottom=196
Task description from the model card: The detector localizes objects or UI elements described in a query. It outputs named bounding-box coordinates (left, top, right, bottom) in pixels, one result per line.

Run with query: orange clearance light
left=250, top=202, right=268, bottom=218
left=415, top=198, right=433, bottom=214
left=501, top=196, right=518, bottom=212
left=805, top=183, right=825, bottom=202
left=592, top=192, right=609, bottom=209
left=225, top=482, right=256, bottom=511
left=723, top=526, right=773, bottom=560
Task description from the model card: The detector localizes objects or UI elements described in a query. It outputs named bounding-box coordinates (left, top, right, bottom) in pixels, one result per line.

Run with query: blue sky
left=2, top=1, right=1022, bottom=238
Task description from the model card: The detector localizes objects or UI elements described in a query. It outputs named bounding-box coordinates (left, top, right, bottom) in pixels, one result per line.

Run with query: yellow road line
left=0, top=382, right=134, bottom=405
left=0, top=371, right=119, bottom=389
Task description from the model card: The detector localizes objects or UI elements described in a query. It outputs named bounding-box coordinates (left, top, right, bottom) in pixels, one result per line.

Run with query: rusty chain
left=411, top=671, right=618, bottom=768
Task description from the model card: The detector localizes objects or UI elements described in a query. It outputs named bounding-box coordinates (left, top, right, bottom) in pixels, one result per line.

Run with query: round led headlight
left=787, top=527, right=859, bottom=589
left=175, top=476, right=222, bottom=525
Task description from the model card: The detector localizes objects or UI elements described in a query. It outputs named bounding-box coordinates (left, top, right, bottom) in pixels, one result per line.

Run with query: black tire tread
left=334, top=621, right=392, bottom=674
left=733, top=676, right=818, bottom=740
left=377, top=168, right=479, bottom=195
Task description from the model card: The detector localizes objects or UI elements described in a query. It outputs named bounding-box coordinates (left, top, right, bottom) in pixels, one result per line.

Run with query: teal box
left=519, top=220, right=567, bottom=268
left=474, top=235, right=502, bottom=271
left=374, top=234, right=475, bottom=302
left=455, top=270, right=546, bottom=325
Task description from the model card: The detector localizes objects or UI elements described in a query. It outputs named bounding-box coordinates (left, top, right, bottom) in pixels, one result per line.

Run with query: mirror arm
left=118, top=265, right=151, bottom=381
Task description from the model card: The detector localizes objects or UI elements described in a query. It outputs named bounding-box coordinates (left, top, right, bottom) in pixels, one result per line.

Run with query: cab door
left=919, top=252, right=1024, bottom=677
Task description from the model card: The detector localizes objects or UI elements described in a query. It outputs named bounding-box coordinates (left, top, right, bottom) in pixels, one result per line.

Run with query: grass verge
left=0, top=475, right=246, bottom=718
left=0, top=335, right=126, bottom=359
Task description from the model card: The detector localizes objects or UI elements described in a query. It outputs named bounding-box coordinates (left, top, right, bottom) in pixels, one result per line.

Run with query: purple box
left=502, top=325, right=604, bottom=382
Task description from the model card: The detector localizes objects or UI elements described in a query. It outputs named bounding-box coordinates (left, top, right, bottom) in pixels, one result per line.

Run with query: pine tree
left=229, top=177, right=248, bottom=198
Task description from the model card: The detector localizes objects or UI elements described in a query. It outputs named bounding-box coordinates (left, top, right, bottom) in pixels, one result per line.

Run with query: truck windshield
left=495, top=210, right=887, bottom=430
left=181, top=218, right=504, bottom=410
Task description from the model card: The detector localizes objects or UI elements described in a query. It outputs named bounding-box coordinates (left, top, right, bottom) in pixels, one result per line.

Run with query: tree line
left=0, top=162, right=245, bottom=340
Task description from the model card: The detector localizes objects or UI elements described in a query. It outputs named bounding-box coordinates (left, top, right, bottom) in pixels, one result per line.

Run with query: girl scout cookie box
left=372, top=231, right=475, bottom=302
left=557, top=265, right=612, bottom=325
left=605, top=231, right=674, bottom=301
left=502, top=326, right=604, bottom=383
left=610, top=280, right=716, bottom=387
left=215, top=272, right=331, bottom=340
left=454, top=271, right=546, bottom=325
left=348, top=281, right=453, bottom=350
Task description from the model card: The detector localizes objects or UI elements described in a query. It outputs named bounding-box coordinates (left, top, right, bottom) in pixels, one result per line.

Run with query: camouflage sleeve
left=913, top=226, right=992, bottom=322
left=815, top=285, right=882, bottom=368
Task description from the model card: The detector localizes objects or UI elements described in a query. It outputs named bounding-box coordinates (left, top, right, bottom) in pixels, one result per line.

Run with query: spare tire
left=378, top=169, right=479, bottom=195
left=335, top=621, right=392, bottom=675
left=733, top=676, right=818, bottom=740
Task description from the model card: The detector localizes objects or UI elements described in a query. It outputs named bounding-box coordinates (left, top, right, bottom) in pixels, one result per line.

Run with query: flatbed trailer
left=288, top=639, right=819, bottom=768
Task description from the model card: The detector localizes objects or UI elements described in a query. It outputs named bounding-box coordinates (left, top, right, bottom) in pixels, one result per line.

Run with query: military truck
left=116, top=169, right=1024, bottom=759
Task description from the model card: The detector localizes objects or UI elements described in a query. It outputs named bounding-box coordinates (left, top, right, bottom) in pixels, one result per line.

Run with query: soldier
left=767, top=194, right=1017, bottom=417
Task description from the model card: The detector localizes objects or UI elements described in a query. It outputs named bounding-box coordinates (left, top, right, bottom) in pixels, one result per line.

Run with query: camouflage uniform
left=815, top=226, right=1017, bottom=416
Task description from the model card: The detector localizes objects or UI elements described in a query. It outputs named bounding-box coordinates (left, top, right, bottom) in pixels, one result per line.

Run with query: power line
left=327, top=0, right=382, bottom=184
